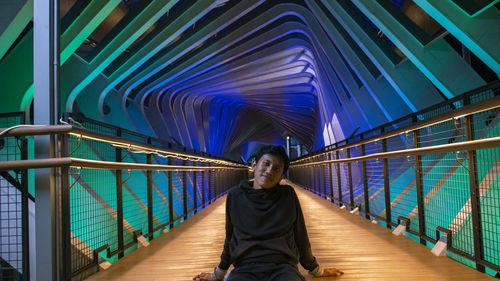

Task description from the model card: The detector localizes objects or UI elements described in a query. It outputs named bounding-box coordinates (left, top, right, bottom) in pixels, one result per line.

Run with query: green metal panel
left=351, top=0, right=486, bottom=98
left=65, top=0, right=181, bottom=112
left=319, top=0, right=443, bottom=111
left=414, top=0, right=500, bottom=77
left=0, top=0, right=32, bottom=61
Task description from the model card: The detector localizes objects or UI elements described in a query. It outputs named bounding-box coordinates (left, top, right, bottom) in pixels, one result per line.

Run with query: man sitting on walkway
left=193, top=145, right=343, bottom=281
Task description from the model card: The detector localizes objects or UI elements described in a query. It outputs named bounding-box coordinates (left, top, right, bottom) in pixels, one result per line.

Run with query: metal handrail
left=292, top=89, right=500, bottom=164
left=0, top=157, right=248, bottom=171
left=0, top=125, right=247, bottom=167
left=291, top=136, right=500, bottom=167
left=0, top=124, right=72, bottom=137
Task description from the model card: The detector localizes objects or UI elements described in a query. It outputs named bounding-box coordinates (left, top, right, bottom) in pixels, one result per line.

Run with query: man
left=194, top=145, right=343, bottom=281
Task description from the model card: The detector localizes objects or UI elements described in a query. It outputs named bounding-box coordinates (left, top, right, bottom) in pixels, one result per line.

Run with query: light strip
left=67, top=132, right=247, bottom=168
left=0, top=157, right=249, bottom=171
left=69, top=158, right=248, bottom=171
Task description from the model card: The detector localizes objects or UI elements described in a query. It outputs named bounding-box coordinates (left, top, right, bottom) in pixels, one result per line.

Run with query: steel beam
left=33, top=0, right=60, bottom=279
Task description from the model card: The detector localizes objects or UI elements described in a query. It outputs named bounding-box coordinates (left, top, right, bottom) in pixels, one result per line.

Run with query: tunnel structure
left=0, top=0, right=499, bottom=280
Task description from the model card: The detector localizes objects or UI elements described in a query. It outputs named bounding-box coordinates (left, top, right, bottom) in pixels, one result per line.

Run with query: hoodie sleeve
left=218, top=190, right=233, bottom=270
left=292, top=188, right=319, bottom=271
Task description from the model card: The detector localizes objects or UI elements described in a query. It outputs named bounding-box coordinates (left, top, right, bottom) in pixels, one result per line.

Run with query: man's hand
left=320, top=267, right=344, bottom=277
left=193, top=272, right=213, bottom=281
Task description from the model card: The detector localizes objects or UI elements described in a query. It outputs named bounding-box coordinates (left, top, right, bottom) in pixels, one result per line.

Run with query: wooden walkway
left=86, top=180, right=496, bottom=281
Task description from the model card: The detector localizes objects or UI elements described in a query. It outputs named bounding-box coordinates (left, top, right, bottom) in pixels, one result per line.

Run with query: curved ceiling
left=0, top=0, right=499, bottom=160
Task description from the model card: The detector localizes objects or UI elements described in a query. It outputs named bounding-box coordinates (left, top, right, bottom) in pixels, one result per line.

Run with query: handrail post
left=193, top=162, right=198, bottom=214
left=115, top=128, right=124, bottom=258
left=382, top=133, right=392, bottom=229
left=208, top=155, right=213, bottom=204
left=319, top=156, right=323, bottom=196
left=183, top=148, right=188, bottom=220
left=361, top=144, right=370, bottom=219
left=347, top=148, right=354, bottom=207
left=201, top=157, right=206, bottom=207
left=413, top=122, right=426, bottom=245
left=309, top=159, right=313, bottom=190
left=146, top=138, right=153, bottom=241
left=464, top=97, right=485, bottom=272
left=336, top=151, right=342, bottom=206
left=168, top=143, right=174, bottom=230
left=317, top=157, right=320, bottom=194
left=313, top=158, right=317, bottom=193
left=60, top=133, right=72, bottom=279
left=328, top=152, right=333, bottom=201
left=19, top=129, right=30, bottom=281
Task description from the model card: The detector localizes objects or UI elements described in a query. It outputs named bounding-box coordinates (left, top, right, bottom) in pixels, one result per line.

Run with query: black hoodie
left=218, top=180, right=319, bottom=271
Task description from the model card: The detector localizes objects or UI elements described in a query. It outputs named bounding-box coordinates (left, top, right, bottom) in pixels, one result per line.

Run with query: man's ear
left=251, top=160, right=257, bottom=170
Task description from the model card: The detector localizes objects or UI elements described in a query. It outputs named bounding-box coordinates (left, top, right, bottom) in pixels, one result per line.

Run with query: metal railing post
left=183, top=148, right=188, bottom=220
left=326, top=152, right=333, bottom=198
left=413, top=125, right=426, bottom=245
left=115, top=128, right=124, bottom=258
left=336, top=151, right=342, bottom=206
left=168, top=144, right=174, bottom=229
left=208, top=160, right=213, bottom=204
left=193, top=162, right=198, bottom=214
left=347, top=148, right=354, bottom=207
left=60, top=133, right=72, bottom=280
left=20, top=134, right=30, bottom=281
left=464, top=97, right=485, bottom=272
left=146, top=138, right=153, bottom=241
left=323, top=154, right=332, bottom=197
left=312, top=159, right=317, bottom=192
left=382, top=135, right=392, bottom=229
left=201, top=159, right=206, bottom=206
left=361, top=144, right=370, bottom=219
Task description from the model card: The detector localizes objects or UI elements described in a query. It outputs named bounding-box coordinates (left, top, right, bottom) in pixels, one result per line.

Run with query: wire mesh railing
left=290, top=81, right=500, bottom=277
left=0, top=112, right=30, bottom=281
left=0, top=113, right=248, bottom=280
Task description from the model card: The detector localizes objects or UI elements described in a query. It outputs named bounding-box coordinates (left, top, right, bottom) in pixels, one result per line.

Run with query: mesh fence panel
left=121, top=151, right=148, bottom=245
left=186, top=170, right=195, bottom=212
left=350, top=146, right=364, bottom=207
left=330, top=154, right=340, bottom=204
left=477, top=147, right=500, bottom=268
left=365, top=142, right=385, bottom=219
left=338, top=150, right=350, bottom=205
left=0, top=114, right=25, bottom=281
left=385, top=134, right=418, bottom=230
left=172, top=171, right=184, bottom=222
left=69, top=168, right=119, bottom=272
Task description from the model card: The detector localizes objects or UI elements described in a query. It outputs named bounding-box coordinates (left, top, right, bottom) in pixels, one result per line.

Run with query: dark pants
left=227, top=263, right=306, bottom=281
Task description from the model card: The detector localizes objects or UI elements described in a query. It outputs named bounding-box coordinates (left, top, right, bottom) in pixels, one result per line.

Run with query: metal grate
left=350, top=146, right=364, bottom=208
left=0, top=113, right=27, bottom=281
left=69, top=167, right=120, bottom=272
left=365, top=142, right=385, bottom=221
left=477, top=147, right=500, bottom=267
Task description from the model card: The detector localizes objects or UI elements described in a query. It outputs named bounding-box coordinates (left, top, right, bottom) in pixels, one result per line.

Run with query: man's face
left=251, top=153, right=285, bottom=189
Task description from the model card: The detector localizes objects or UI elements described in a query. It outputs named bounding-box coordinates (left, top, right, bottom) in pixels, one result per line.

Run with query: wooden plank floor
left=86, top=180, right=497, bottom=281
